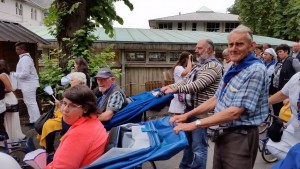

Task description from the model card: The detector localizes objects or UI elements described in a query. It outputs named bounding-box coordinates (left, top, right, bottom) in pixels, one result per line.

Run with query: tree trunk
left=56, top=0, right=87, bottom=68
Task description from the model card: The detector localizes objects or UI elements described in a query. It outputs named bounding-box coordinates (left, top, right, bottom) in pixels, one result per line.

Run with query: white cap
left=264, top=48, right=277, bottom=57
left=61, top=74, right=71, bottom=86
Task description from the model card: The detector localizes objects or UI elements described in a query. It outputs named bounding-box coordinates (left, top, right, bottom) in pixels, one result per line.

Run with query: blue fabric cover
left=102, top=88, right=173, bottom=131
left=272, top=143, right=300, bottom=169
left=83, top=116, right=188, bottom=169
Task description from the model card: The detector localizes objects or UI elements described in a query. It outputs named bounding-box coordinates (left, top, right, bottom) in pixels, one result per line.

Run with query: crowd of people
left=161, top=25, right=300, bottom=169
left=0, top=25, right=300, bottom=169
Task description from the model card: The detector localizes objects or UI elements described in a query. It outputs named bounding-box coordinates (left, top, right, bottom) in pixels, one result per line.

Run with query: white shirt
left=13, top=53, right=39, bottom=89
left=173, top=66, right=185, bottom=82
left=267, top=72, right=300, bottom=154
left=266, top=64, right=275, bottom=85
left=168, top=66, right=186, bottom=114
left=281, top=72, right=300, bottom=132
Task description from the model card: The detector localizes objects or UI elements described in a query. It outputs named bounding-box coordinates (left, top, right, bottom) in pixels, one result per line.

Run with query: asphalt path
left=153, top=140, right=273, bottom=169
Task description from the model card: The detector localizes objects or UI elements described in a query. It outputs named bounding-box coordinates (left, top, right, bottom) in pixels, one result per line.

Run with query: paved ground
left=153, top=141, right=274, bottom=169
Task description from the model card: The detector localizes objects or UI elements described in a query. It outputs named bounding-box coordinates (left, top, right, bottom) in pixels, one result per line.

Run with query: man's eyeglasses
left=60, top=100, right=82, bottom=110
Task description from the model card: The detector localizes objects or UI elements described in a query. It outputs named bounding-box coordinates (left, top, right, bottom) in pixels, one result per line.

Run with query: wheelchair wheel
left=142, top=161, right=156, bottom=169
left=134, top=161, right=157, bottom=169
left=9, top=148, right=32, bottom=168
left=261, top=141, right=278, bottom=163
left=259, top=115, right=272, bottom=134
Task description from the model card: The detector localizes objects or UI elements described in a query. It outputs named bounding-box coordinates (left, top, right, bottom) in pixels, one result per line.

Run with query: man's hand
left=164, top=88, right=174, bottom=94
left=173, top=122, right=197, bottom=134
left=160, top=85, right=171, bottom=93
left=170, top=114, right=188, bottom=126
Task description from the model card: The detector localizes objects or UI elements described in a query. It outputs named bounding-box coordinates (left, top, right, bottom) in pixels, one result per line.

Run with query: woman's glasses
left=60, top=100, right=82, bottom=110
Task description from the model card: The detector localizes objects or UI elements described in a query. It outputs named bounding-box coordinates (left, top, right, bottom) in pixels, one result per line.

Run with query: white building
left=0, top=0, right=52, bottom=26
left=149, top=6, right=240, bottom=33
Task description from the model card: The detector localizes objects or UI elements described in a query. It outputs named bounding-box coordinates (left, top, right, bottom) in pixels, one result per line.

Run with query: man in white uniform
left=13, top=42, right=40, bottom=126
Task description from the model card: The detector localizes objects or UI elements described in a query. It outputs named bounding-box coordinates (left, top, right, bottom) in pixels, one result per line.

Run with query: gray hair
left=228, top=25, right=253, bottom=41
left=206, top=39, right=214, bottom=51
left=70, top=72, right=87, bottom=85
left=222, top=48, right=229, bottom=56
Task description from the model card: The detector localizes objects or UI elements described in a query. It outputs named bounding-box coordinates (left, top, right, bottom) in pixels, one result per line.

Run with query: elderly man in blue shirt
left=170, top=25, right=269, bottom=169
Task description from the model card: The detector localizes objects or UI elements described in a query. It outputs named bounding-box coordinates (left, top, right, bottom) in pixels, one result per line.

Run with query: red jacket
left=45, top=115, right=108, bottom=169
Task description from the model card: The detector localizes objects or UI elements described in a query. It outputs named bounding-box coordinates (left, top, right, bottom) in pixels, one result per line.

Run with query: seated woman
left=45, top=85, right=108, bottom=169
left=38, top=72, right=87, bottom=154
left=266, top=72, right=300, bottom=160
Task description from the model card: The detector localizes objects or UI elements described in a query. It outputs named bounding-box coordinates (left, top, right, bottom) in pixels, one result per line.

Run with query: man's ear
left=111, top=77, right=116, bottom=82
left=250, top=41, right=257, bottom=51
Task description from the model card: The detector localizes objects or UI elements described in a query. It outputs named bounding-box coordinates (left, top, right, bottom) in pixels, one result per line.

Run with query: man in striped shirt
left=161, top=39, right=223, bottom=169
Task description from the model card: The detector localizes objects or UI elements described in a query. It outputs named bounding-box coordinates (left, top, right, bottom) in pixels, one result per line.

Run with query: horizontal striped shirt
left=215, top=62, right=269, bottom=127
left=171, top=60, right=223, bottom=118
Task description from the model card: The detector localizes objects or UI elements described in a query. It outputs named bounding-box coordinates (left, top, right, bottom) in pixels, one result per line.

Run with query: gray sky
left=113, top=0, right=235, bottom=28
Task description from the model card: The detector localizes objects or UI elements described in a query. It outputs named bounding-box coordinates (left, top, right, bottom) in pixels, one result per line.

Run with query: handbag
left=177, top=93, right=184, bottom=102
left=267, top=118, right=285, bottom=142
left=34, top=106, right=55, bottom=135
left=5, top=103, right=19, bottom=113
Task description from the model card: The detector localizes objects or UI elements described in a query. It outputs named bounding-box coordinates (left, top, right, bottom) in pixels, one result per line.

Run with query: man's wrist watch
left=195, top=119, right=201, bottom=127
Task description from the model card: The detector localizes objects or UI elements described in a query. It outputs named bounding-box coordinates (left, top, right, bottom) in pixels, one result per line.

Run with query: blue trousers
left=179, top=117, right=208, bottom=169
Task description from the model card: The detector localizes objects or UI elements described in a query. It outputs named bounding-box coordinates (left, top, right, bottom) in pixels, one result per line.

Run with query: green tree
left=236, top=0, right=300, bottom=41
left=44, top=0, right=133, bottom=68
left=227, top=0, right=239, bottom=14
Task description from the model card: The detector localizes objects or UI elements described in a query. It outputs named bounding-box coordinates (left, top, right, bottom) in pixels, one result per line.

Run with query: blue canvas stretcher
left=271, top=143, right=300, bottom=169
left=102, top=89, right=174, bottom=131
left=82, top=116, right=188, bottom=169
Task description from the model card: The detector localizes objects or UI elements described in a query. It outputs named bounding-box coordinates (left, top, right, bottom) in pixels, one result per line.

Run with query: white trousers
left=266, top=127, right=300, bottom=160
left=21, top=88, right=40, bottom=123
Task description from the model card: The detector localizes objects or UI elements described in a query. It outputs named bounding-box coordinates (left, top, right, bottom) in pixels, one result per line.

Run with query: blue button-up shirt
left=215, top=62, right=269, bottom=127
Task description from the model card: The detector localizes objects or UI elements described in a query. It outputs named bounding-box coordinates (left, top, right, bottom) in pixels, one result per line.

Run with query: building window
left=126, top=52, right=146, bottom=61
left=31, top=8, right=37, bottom=20
left=31, top=8, right=34, bottom=19
left=206, top=22, right=220, bottom=32
left=15, top=2, right=18, bottom=14
left=149, top=52, right=166, bottom=61
left=170, top=52, right=181, bottom=62
left=34, top=9, right=37, bottom=20
left=44, top=11, right=49, bottom=17
left=158, top=23, right=172, bottom=30
left=192, top=23, right=197, bottom=31
left=225, top=23, right=239, bottom=32
left=19, top=4, right=23, bottom=16
left=177, top=23, right=182, bottom=30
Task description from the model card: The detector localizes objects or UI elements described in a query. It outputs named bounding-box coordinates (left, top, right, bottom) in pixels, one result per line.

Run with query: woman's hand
left=283, top=99, right=289, bottom=105
left=55, top=99, right=61, bottom=108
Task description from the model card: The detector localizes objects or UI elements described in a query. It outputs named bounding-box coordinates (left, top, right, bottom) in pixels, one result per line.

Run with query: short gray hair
left=70, top=72, right=87, bottom=85
left=222, top=48, right=229, bottom=56
left=228, top=25, right=253, bottom=41
left=206, top=39, right=214, bottom=51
